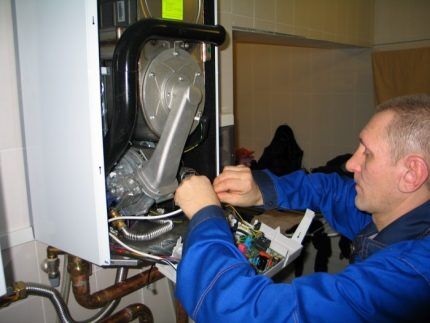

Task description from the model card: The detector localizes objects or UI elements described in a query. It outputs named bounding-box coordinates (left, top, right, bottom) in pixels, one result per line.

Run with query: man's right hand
left=213, top=165, right=264, bottom=207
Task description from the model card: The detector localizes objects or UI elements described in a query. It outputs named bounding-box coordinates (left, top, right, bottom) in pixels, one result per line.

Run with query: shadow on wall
left=0, top=159, right=16, bottom=284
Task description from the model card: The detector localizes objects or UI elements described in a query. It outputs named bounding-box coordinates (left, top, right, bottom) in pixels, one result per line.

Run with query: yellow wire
left=226, top=204, right=262, bottom=237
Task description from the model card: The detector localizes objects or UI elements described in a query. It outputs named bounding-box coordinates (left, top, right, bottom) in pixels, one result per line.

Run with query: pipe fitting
left=67, top=256, right=91, bottom=277
left=13, top=281, right=27, bottom=299
left=109, top=209, right=126, bottom=230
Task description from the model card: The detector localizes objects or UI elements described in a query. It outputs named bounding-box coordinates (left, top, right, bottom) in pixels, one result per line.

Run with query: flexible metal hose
left=26, top=267, right=128, bottom=323
left=120, top=220, right=173, bottom=241
left=25, top=282, right=74, bottom=323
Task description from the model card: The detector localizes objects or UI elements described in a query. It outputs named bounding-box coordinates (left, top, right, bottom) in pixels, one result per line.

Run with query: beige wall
left=219, top=0, right=375, bottom=120
left=374, top=0, right=430, bottom=50
left=234, top=43, right=375, bottom=168
left=229, top=0, right=430, bottom=167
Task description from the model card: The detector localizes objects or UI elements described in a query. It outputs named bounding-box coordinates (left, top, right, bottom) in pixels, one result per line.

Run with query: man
left=174, top=94, right=430, bottom=322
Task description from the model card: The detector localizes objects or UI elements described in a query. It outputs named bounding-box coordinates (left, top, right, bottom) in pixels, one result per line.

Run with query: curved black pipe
left=104, top=18, right=226, bottom=173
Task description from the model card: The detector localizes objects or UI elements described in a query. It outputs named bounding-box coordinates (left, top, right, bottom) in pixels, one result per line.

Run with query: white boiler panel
left=13, top=0, right=110, bottom=265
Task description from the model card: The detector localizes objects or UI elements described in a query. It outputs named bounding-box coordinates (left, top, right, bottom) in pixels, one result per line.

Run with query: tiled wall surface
left=374, top=0, right=430, bottom=47
left=234, top=43, right=375, bottom=168
left=221, top=0, right=374, bottom=46
left=219, top=0, right=375, bottom=119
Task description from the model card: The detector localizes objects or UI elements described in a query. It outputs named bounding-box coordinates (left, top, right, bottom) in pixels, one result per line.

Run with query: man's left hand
left=174, top=175, right=221, bottom=219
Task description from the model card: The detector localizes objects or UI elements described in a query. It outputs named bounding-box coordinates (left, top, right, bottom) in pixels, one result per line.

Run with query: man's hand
left=174, top=175, right=220, bottom=219
left=213, top=165, right=263, bottom=207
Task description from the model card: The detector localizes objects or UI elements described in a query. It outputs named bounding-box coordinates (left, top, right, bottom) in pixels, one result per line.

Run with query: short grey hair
left=377, top=93, right=430, bottom=169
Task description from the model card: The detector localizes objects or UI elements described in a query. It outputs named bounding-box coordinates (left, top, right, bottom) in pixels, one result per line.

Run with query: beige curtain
left=372, top=47, right=430, bottom=104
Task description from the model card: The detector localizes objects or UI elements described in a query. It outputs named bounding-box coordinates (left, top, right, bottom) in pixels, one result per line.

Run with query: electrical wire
left=108, top=208, right=183, bottom=223
left=226, top=205, right=254, bottom=228
left=108, top=232, right=178, bottom=271
left=109, top=232, right=162, bottom=261
left=226, top=205, right=263, bottom=238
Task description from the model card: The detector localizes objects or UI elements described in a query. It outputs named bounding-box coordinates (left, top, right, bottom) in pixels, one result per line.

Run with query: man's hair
left=377, top=94, right=430, bottom=167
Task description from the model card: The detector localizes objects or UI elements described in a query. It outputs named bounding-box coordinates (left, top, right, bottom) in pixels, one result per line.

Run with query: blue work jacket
left=176, top=170, right=430, bottom=322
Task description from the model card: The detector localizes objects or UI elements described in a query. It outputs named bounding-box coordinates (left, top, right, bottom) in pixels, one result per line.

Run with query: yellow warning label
left=162, top=0, right=184, bottom=20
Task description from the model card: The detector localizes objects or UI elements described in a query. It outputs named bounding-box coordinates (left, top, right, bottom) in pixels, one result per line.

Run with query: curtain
left=372, top=47, right=430, bottom=104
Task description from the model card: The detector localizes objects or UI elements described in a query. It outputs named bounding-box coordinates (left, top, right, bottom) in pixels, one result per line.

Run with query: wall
left=234, top=43, right=374, bottom=168
left=374, top=0, right=430, bottom=50
left=219, top=0, right=375, bottom=123
left=0, top=0, right=175, bottom=322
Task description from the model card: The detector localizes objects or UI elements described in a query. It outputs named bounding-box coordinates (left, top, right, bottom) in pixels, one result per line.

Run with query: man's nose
left=346, top=151, right=360, bottom=173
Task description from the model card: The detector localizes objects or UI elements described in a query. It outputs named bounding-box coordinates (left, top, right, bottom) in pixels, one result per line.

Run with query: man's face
left=346, top=111, right=403, bottom=216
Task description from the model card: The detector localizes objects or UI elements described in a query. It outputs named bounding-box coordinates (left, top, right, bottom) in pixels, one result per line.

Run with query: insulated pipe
left=68, top=256, right=164, bottom=309
left=104, top=18, right=226, bottom=172
left=100, top=303, right=153, bottom=323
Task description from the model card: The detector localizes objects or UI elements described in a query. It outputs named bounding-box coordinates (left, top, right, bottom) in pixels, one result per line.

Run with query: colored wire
left=109, top=233, right=180, bottom=268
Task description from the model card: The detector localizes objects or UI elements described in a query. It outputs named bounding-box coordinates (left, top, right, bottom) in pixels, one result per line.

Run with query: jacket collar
left=352, top=199, right=430, bottom=261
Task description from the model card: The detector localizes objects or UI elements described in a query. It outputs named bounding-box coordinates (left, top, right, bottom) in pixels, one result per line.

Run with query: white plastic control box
left=157, top=209, right=315, bottom=281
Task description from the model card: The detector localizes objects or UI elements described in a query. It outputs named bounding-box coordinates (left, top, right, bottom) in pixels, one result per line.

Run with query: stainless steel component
left=107, top=47, right=204, bottom=215
left=120, top=220, right=174, bottom=241
left=140, top=48, right=205, bottom=137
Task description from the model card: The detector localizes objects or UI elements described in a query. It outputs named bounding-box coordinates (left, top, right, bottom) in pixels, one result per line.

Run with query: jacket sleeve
left=175, top=205, right=300, bottom=322
left=175, top=205, right=430, bottom=323
left=253, top=170, right=371, bottom=240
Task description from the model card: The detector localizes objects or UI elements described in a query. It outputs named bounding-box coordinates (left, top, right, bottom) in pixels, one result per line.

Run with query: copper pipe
left=175, top=300, right=188, bottom=323
left=68, top=256, right=164, bottom=309
left=47, top=246, right=66, bottom=259
left=101, top=303, right=153, bottom=323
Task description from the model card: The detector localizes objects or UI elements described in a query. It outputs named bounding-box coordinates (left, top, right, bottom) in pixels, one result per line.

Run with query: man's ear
left=399, top=155, right=429, bottom=193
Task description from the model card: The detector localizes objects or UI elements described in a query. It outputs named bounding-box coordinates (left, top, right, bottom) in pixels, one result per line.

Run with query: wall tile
left=255, top=0, right=275, bottom=22
left=219, top=10, right=232, bottom=30
left=275, top=0, right=295, bottom=25
left=142, top=277, right=176, bottom=323
left=1, top=241, right=39, bottom=284
left=251, top=45, right=273, bottom=92
left=0, top=294, right=45, bottom=323
left=288, top=47, right=312, bottom=94
left=307, top=0, right=325, bottom=32
left=219, top=0, right=232, bottom=13
left=232, top=0, right=254, bottom=18
left=234, top=43, right=374, bottom=169
left=231, top=14, right=253, bottom=28
left=270, top=46, right=291, bottom=91
left=294, top=0, right=312, bottom=29
left=254, top=19, right=276, bottom=33
left=275, top=23, right=295, bottom=35
left=374, top=0, right=430, bottom=45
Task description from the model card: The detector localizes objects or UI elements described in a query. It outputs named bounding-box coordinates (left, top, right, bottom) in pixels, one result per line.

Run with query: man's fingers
left=214, top=168, right=249, bottom=186
left=216, top=191, right=237, bottom=205
left=221, top=165, right=247, bottom=172
left=213, top=178, right=246, bottom=194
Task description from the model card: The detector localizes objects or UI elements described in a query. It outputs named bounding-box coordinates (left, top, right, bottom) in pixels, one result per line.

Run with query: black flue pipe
left=104, top=18, right=226, bottom=172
